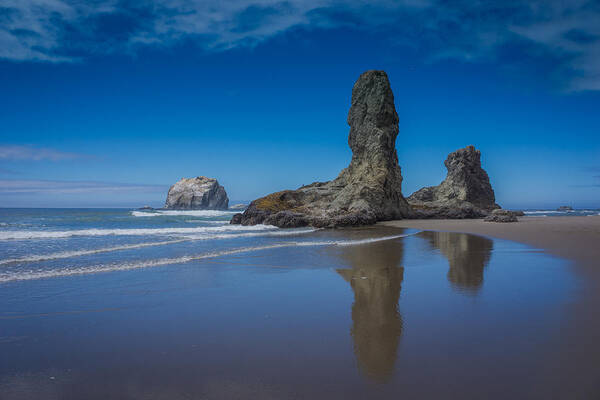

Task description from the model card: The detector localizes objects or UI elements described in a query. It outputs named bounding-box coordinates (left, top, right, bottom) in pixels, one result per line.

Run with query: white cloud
left=0, top=145, right=85, bottom=160
left=1, top=0, right=599, bottom=90
left=0, top=179, right=166, bottom=194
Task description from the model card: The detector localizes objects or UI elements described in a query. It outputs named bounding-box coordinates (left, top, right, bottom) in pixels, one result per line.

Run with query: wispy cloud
left=0, top=145, right=86, bottom=161
left=0, top=167, right=19, bottom=175
left=1, top=0, right=600, bottom=90
left=0, top=179, right=167, bottom=194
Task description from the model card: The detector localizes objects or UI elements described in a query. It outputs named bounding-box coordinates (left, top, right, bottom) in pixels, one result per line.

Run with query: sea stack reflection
left=419, top=231, right=493, bottom=293
left=336, top=237, right=404, bottom=382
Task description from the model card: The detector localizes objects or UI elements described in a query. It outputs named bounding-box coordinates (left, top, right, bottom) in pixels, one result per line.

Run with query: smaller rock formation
left=408, top=145, right=500, bottom=218
left=484, top=209, right=520, bottom=223
left=164, top=176, right=229, bottom=210
left=138, top=205, right=154, bottom=210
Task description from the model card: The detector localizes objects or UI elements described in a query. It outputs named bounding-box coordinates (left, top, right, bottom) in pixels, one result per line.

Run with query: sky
left=0, top=0, right=599, bottom=209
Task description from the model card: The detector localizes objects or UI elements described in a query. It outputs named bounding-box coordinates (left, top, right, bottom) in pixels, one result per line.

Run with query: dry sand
left=382, top=215, right=600, bottom=268
left=383, top=215, right=600, bottom=397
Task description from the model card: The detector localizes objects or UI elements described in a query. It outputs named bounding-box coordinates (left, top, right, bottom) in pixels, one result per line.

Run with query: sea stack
left=231, top=70, right=410, bottom=228
left=165, top=176, right=229, bottom=210
left=408, top=146, right=500, bottom=218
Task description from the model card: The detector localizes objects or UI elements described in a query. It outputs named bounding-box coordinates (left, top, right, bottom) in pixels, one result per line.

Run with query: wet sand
left=383, top=216, right=600, bottom=398
left=0, top=227, right=585, bottom=399
left=382, top=216, right=600, bottom=268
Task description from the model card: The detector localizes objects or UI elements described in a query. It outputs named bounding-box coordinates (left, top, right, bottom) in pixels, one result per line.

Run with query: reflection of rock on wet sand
left=336, top=238, right=404, bottom=383
left=419, top=231, right=493, bottom=293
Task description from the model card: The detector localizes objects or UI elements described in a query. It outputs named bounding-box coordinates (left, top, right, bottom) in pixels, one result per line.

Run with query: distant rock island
left=231, top=70, right=410, bottom=228
left=165, top=176, right=229, bottom=210
left=408, top=145, right=500, bottom=218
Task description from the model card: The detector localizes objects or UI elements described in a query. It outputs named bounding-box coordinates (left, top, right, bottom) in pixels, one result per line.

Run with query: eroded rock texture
left=408, top=145, right=500, bottom=218
left=165, top=176, right=229, bottom=210
left=231, top=70, right=410, bottom=228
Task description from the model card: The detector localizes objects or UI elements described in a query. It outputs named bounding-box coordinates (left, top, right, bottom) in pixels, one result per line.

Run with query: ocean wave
left=0, top=239, right=186, bottom=265
left=0, top=232, right=415, bottom=283
left=185, top=220, right=228, bottom=224
left=524, top=211, right=562, bottom=215
left=130, top=210, right=239, bottom=217
left=524, top=210, right=599, bottom=216
left=0, top=224, right=277, bottom=240
left=0, top=229, right=317, bottom=265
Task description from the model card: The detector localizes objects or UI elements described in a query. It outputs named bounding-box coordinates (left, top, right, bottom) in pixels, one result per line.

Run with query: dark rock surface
left=165, top=176, right=229, bottom=210
left=408, top=145, right=500, bottom=218
left=232, top=70, right=410, bottom=228
left=484, top=209, right=520, bottom=223
left=230, top=213, right=243, bottom=224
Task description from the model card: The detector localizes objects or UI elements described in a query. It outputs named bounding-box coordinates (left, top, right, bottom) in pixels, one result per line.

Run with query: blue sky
left=1, top=0, right=599, bottom=208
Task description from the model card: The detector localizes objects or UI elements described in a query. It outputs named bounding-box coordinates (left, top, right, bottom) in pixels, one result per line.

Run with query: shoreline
left=381, top=215, right=600, bottom=269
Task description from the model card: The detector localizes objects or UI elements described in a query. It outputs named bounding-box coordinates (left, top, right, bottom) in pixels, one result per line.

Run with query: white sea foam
left=0, top=224, right=277, bottom=240
left=0, top=232, right=415, bottom=283
left=185, top=220, right=228, bottom=224
left=524, top=210, right=599, bottom=216
left=0, top=229, right=317, bottom=265
left=179, top=228, right=317, bottom=241
left=524, top=211, right=561, bottom=215
left=0, top=239, right=187, bottom=265
left=130, top=210, right=239, bottom=217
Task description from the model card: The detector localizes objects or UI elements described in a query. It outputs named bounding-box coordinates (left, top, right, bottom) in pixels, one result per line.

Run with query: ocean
left=522, top=208, right=600, bottom=217
left=0, top=208, right=588, bottom=398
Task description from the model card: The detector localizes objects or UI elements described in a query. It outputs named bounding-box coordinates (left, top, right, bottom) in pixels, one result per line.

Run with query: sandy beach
left=382, top=216, right=600, bottom=268
left=384, top=215, right=600, bottom=398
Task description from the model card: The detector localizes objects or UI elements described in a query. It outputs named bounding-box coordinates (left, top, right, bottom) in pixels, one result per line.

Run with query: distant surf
left=523, top=209, right=599, bottom=217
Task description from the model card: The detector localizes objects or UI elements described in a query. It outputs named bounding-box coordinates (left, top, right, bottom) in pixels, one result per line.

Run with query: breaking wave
left=0, top=239, right=186, bottom=265
left=0, top=233, right=416, bottom=283
left=0, top=229, right=317, bottom=265
left=0, top=224, right=278, bottom=240
left=524, top=209, right=599, bottom=217
left=130, top=210, right=239, bottom=217
left=523, top=211, right=562, bottom=215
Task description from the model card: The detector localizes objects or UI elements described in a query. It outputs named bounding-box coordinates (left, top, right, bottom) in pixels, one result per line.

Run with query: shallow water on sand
left=0, top=209, right=587, bottom=399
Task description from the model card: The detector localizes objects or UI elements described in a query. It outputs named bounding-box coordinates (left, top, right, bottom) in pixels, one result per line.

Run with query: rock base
left=484, top=209, right=521, bottom=223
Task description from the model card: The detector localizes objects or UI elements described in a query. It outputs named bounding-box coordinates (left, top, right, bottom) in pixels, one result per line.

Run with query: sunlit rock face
left=408, top=146, right=500, bottom=218
left=336, top=237, right=405, bottom=382
left=419, top=231, right=493, bottom=293
left=165, top=176, right=229, bottom=210
left=231, top=70, right=410, bottom=228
